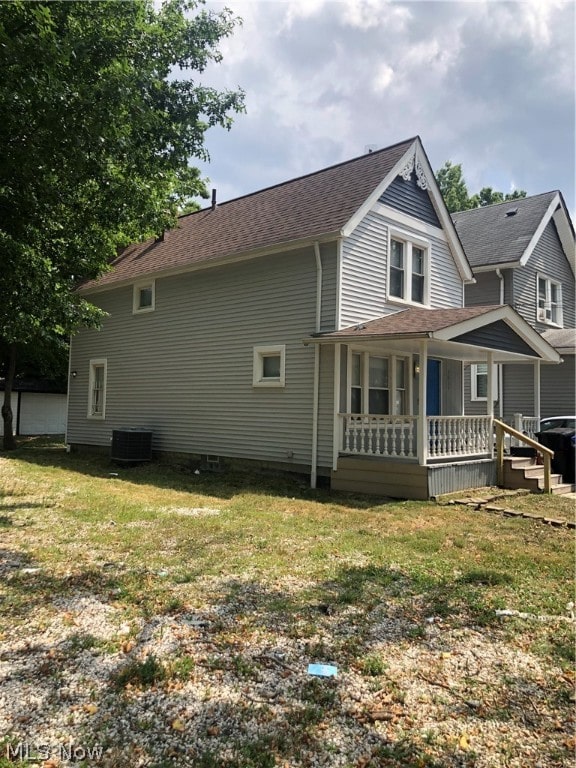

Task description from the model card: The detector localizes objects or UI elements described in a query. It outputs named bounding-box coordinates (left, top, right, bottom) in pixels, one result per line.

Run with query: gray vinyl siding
left=454, top=321, right=536, bottom=356
left=379, top=174, right=441, bottom=228
left=512, top=220, right=575, bottom=329
left=340, top=208, right=463, bottom=327
left=541, top=356, right=576, bottom=417
left=502, top=364, right=534, bottom=422
left=319, top=243, right=338, bottom=332
left=465, top=271, right=502, bottom=306
left=68, top=247, right=330, bottom=468
left=442, top=360, right=463, bottom=415
left=317, top=344, right=335, bottom=470
left=340, top=210, right=388, bottom=326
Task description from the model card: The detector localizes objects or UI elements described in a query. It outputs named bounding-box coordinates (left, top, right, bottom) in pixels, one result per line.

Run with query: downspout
left=310, top=242, right=322, bottom=489
left=496, top=269, right=504, bottom=420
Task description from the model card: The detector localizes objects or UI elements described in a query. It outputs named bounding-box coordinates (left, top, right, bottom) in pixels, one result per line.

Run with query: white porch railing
left=339, top=414, right=493, bottom=462
left=427, top=416, right=493, bottom=459
left=512, top=413, right=539, bottom=442
left=341, top=415, right=418, bottom=458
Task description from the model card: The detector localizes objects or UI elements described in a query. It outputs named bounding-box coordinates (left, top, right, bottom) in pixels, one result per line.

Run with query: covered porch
left=307, top=305, right=560, bottom=498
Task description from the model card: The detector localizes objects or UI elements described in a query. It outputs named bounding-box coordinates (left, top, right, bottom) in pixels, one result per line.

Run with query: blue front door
left=426, top=359, right=441, bottom=416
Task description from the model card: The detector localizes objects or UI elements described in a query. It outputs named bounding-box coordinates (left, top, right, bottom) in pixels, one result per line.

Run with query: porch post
left=417, top=340, right=428, bottom=465
left=533, top=359, right=541, bottom=420
left=486, top=352, right=494, bottom=418
left=332, top=343, right=342, bottom=471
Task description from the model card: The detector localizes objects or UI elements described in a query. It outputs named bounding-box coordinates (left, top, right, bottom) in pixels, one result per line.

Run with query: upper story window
left=253, top=345, right=286, bottom=387
left=88, top=359, right=107, bottom=419
left=537, top=274, right=562, bottom=327
left=388, top=230, right=429, bottom=306
left=133, top=280, right=155, bottom=314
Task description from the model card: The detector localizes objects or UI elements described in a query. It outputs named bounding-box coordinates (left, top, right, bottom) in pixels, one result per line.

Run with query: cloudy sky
left=193, top=0, right=575, bottom=215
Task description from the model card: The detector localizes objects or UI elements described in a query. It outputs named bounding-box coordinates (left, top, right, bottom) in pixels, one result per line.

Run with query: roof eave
left=471, top=261, right=522, bottom=273
left=78, top=230, right=343, bottom=296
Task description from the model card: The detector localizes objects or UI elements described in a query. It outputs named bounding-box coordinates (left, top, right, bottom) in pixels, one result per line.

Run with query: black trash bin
left=535, top=427, right=576, bottom=484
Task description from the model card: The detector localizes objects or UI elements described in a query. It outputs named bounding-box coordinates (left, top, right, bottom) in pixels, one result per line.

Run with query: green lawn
left=0, top=438, right=574, bottom=768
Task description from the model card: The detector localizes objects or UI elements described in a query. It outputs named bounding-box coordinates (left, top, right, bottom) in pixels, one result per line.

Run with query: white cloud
left=197, top=0, right=575, bottom=211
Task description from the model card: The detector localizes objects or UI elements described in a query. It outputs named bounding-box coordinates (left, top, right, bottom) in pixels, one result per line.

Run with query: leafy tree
left=435, top=161, right=473, bottom=214
left=0, top=0, right=244, bottom=448
left=469, top=187, right=527, bottom=209
left=435, top=161, right=526, bottom=213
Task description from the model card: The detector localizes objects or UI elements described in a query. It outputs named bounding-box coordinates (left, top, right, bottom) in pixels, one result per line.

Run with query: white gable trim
left=341, top=141, right=418, bottom=238
left=552, top=206, right=576, bottom=278
left=374, top=203, right=447, bottom=241
left=431, top=305, right=560, bottom=362
left=412, top=140, right=473, bottom=283
left=520, top=193, right=561, bottom=267
left=342, top=138, right=473, bottom=283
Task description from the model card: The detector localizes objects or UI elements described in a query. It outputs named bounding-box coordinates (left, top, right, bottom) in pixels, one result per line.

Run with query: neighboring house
left=0, top=378, right=68, bottom=436
left=67, top=137, right=560, bottom=499
left=452, top=192, right=576, bottom=436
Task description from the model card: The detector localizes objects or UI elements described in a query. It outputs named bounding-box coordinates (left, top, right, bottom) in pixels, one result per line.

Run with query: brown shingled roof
left=316, top=306, right=502, bottom=339
left=81, top=137, right=417, bottom=292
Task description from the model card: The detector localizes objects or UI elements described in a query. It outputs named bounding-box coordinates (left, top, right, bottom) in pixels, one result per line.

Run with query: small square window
left=133, top=281, right=155, bottom=313
left=253, top=345, right=286, bottom=387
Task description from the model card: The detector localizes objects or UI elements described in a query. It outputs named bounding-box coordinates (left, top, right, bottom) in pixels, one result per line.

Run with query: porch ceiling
left=305, top=305, right=561, bottom=364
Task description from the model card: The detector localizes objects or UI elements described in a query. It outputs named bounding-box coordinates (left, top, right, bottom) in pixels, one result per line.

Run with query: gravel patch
left=1, top=575, right=573, bottom=767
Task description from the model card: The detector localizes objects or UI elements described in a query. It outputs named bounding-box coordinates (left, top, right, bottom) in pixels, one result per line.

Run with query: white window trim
left=346, top=349, right=409, bottom=415
left=87, top=358, right=107, bottom=419
left=253, top=345, right=286, bottom=388
left=133, top=280, right=156, bottom=314
left=471, top=363, right=498, bottom=402
left=536, top=273, right=563, bottom=327
left=387, top=227, right=431, bottom=307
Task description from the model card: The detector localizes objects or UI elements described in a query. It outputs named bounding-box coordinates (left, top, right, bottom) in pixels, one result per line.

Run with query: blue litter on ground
left=307, top=663, right=337, bottom=677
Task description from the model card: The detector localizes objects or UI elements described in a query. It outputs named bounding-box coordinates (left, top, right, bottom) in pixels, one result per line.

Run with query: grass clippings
left=0, top=438, right=574, bottom=768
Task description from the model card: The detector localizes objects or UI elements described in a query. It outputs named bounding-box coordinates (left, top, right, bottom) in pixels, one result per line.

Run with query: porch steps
left=503, top=457, right=576, bottom=495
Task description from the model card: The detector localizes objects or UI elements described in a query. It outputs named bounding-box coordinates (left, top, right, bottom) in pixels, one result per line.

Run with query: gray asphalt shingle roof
left=541, top=328, right=576, bottom=352
left=82, top=137, right=417, bottom=292
left=451, top=191, right=559, bottom=269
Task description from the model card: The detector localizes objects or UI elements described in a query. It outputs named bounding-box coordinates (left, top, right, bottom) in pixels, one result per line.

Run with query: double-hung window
left=350, top=352, right=407, bottom=415
left=537, top=274, right=562, bottom=326
left=470, top=363, right=498, bottom=402
left=388, top=231, right=429, bottom=305
left=88, top=359, right=107, bottom=419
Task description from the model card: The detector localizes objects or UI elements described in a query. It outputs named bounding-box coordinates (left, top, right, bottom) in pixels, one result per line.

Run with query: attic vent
left=505, top=208, right=519, bottom=217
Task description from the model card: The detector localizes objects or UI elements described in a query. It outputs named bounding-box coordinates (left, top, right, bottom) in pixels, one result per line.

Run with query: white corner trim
left=520, top=193, right=561, bottom=267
